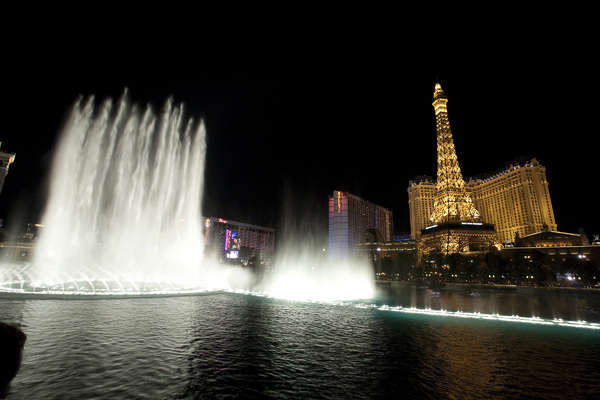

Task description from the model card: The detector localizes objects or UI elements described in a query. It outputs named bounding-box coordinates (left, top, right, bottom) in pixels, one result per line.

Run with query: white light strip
left=361, top=304, right=600, bottom=330
left=0, top=287, right=221, bottom=296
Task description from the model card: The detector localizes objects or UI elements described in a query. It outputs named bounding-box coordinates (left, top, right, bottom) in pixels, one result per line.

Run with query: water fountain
left=1, top=91, right=219, bottom=295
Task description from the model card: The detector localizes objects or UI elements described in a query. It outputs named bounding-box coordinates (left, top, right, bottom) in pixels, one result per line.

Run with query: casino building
left=409, top=84, right=557, bottom=252
left=203, top=217, right=275, bottom=264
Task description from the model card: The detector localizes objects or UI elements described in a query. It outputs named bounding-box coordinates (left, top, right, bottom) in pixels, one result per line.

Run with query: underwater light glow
left=360, top=304, right=600, bottom=330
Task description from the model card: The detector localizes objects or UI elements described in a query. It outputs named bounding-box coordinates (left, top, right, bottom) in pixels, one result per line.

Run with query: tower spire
left=433, top=83, right=446, bottom=101
left=429, top=83, right=480, bottom=224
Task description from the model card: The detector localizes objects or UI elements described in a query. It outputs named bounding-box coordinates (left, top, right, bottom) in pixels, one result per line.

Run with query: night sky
left=2, top=45, right=598, bottom=244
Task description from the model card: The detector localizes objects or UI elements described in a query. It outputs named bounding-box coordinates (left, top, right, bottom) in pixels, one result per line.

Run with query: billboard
left=225, top=229, right=241, bottom=251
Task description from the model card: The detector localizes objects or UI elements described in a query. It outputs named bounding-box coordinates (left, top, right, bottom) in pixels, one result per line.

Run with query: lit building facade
left=328, top=190, right=393, bottom=258
left=0, top=142, right=16, bottom=196
left=418, top=84, right=498, bottom=254
left=203, top=217, right=275, bottom=264
left=409, top=159, right=557, bottom=244
left=466, top=158, right=556, bottom=243
left=408, top=176, right=435, bottom=241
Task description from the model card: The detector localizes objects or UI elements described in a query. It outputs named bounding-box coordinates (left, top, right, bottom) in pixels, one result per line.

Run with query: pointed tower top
left=433, top=83, right=446, bottom=101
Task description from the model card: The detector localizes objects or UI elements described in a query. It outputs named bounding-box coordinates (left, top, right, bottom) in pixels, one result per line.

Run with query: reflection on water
left=1, top=291, right=599, bottom=399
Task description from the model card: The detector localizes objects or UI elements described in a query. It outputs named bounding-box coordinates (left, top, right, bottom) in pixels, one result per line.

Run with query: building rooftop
left=408, top=176, right=435, bottom=187
left=409, top=159, right=546, bottom=188
left=519, top=230, right=582, bottom=239
left=466, top=158, right=544, bottom=184
left=206, top=217, right=275, bottom=232
left=331, top=190, right=392, bottom=212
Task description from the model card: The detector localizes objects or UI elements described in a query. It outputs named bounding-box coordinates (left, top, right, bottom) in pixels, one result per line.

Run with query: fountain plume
left=30, top=91, right=207, bottom=291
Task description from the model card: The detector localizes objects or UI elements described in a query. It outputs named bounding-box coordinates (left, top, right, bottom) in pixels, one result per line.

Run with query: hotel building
left=408, top=176, right=435, bottom=242
left=203, top=217, right=275, bottom=264
left=328, top=190, right=393, bottom=258
left=409, top=159, right=557, bottom=244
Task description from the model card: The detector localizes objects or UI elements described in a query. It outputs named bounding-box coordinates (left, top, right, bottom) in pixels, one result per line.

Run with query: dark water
left=1, top=288, right=600, bottom=399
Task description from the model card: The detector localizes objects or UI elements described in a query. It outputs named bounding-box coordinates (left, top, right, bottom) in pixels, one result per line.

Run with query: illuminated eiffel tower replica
left=420, top=83, right=499, bottom=254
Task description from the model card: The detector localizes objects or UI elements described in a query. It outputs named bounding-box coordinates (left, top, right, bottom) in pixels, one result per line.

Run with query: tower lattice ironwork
left=429, top=83, right=480, bottom=224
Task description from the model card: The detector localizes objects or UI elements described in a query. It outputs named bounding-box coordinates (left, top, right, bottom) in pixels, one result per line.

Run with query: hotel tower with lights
left=328, top=190, right=393, bottom=258
left=408, top=84, right=557, bottom=249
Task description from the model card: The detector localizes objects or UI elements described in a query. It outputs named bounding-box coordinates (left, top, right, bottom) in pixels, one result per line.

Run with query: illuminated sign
left=231, top=232, right=239, bottom=250
left=226, top=250, right=239, bottom=259
left=424, top=225, right=438, bottom=230
left=461, top=222, right=483, bottom=226
left=225, top=229, right=240, bottom=250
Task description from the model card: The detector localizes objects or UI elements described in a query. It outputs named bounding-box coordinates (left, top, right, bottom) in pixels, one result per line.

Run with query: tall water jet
left=30, top=91, right=207, bottom=292
left=255, top=185, right=376, bottom=302
left=262, top=250, right=376, bottom=302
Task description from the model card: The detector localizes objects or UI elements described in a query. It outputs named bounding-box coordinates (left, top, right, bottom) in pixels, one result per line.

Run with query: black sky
left=2, top=40, right=599, bottom=243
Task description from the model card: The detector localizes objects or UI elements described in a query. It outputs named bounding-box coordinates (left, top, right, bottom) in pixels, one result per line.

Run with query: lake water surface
left=1, top=287, right=599, bottom=399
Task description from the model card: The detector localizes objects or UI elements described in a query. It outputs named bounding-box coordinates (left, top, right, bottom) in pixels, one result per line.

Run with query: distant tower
left=0, top=141, right=16, bottom=195
left=419, top=84, right=497, bottom=254
left=429, top=83, right=480, bottom=224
